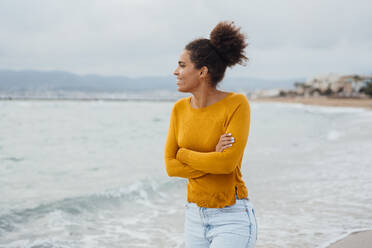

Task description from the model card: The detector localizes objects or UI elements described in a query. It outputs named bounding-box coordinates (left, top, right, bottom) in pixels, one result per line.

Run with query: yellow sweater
left=164, top=92, right=251, bottom=208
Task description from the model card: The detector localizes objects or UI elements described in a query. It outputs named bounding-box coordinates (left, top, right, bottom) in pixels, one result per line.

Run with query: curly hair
left=185, top=21, right=248, bottom=87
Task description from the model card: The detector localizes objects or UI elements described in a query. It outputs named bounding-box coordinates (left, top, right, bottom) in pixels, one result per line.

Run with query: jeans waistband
left=186, top=195, right=251, bottom=209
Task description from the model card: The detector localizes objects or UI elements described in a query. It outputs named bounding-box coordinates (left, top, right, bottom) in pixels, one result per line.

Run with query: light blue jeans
left=184, top=197, right=257, bottom=248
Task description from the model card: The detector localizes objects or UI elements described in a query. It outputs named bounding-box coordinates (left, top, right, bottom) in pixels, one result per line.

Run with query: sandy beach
left=327, top=230, right=372, bottom=248
left=251, top=96, right=372, bottom=110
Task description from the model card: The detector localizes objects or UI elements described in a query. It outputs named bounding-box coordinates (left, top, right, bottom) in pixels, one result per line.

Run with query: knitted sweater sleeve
left=176, top=99, right=250, bottom=174
left=164, top=105, right=208, bottom=178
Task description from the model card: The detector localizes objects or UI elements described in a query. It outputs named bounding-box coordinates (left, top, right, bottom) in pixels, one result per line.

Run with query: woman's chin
left=177, top=86, right=188, bottom=92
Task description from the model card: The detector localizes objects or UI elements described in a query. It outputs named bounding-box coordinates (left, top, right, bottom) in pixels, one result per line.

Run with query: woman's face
left=173, top=50, right=202, bottom=93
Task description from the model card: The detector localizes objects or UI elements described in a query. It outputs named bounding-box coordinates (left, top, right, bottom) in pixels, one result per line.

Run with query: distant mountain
left=0, top=69, right=303, bottom=98
left=0, top=70, right=175, bottom=92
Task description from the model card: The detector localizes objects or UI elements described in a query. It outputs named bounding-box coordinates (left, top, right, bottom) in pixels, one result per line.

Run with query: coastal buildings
left=294, top=74, right=372, bottom=97
left=248, top=74, right=372, bottom=99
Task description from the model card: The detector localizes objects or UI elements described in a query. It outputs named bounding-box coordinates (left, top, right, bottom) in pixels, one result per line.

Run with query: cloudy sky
left=1, top=0, right=371, bottom=79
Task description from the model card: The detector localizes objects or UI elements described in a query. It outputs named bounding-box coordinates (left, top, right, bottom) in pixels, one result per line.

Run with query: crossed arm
left=164, top=99, right=250, bottom=177
left=164, top=106, right=207, bottom=179
left=176, top=101, right=250, bottom=174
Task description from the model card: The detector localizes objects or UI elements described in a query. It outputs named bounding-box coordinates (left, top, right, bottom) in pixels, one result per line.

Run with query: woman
left=164, top=21, right=257, bottom=248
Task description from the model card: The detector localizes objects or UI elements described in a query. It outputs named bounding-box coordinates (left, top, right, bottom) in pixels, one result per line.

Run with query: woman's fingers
left=219, top=133, right=230, bottom=140
left=221, top=137, right=234, bottom=151
left=221, top=136, right=235, bottom=144
left=220, top=143, right=233, bottom=152
left=222, top=136, right=234, bottom=141
left=220, top=133, right=234, bottom=140
left=221, top=140, right=234, bottom=147
left=222, top=144, right=233, bottom=149
left=216, top=133, right=234, bottom=152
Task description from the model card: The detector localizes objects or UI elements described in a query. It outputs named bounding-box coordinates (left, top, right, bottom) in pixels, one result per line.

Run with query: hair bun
left=209, top=21, right=248, bottom=67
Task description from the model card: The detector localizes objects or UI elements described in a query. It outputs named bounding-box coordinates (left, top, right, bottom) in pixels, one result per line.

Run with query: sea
left=1, top=96, right=372, bottom=248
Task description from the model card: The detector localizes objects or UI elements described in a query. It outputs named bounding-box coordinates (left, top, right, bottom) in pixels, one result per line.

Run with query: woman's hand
left=215, top=133, right=235, bottom=152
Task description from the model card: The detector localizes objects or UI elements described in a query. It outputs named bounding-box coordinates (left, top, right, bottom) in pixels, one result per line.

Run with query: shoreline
left=251, top=96, right=372, bottom=110
left=325, top=230, right=372, bottom=248
left=2, top=96, right=372, bottom=110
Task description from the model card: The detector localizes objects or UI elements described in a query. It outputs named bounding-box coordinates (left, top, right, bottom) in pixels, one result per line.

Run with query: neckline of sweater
left=187, top=92, right=235, bottom=112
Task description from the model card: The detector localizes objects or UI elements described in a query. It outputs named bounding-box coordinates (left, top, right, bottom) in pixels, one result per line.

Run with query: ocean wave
left=0, top=178, right=185, bottom=236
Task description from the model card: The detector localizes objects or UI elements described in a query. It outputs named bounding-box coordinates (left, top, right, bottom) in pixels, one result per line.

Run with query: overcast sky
left=1, top=0, right=371, bottom=79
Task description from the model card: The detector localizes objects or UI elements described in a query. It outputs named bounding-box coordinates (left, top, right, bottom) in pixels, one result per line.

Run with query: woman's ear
left=199, top=66, right=209, bottom=78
